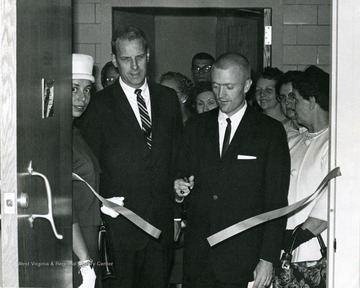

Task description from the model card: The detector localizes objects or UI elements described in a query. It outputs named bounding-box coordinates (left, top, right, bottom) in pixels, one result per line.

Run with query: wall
left=282, top=0, right=330, bottom=72
left=73, top=1, right=330, bottom=85
left=73, top=0, right=285, bottom=90
left=73, top=3, right=217, bottom=86
left=73, top=0, right=102, bottom=90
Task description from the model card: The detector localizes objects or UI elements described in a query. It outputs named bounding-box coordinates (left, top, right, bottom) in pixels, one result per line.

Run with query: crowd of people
left=72, top=25, right=330, bottom=288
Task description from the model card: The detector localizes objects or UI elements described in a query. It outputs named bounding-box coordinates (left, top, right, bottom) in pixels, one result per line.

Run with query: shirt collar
left=119, top=77, right=149, bottom=98
left=218, top=101, right=247, bottom=123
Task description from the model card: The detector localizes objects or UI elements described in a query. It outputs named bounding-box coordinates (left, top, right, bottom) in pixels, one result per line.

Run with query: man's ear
left=244, top=79, right=252, bottom=93
left=146, top=48, right=150, bottom=63
left=111, top=54, right=118, bottom=68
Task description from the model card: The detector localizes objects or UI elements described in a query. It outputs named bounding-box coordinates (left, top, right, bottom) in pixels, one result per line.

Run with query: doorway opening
left=113, top=8, right=271, bottom=82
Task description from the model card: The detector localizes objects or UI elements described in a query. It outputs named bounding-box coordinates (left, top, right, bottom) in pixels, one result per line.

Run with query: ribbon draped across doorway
left=72, top=173, right=161, bottom=239
left=207, top=167, right=341, bottom=247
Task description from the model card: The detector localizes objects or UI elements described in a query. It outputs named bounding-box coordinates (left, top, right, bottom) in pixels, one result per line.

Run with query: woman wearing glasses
left=277, top=66, right=330, bottom=287
left=276, top=71, right=308, bottom=138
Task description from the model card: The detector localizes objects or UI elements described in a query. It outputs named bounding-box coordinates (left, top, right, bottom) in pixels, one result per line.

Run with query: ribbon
left=72, top=173, right=161, bottom=239
left=207, top=167, right=341, bottom=247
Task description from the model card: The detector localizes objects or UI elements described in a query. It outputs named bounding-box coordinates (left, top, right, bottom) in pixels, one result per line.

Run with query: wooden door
left=1, top=0, right=73, bottom=287
left=216, top=12, right=264, bottom=73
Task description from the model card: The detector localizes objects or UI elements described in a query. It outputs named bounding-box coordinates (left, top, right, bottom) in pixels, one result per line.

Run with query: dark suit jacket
left=80, top=80, right=182, bottom=249
left=177, top=106, right=290, bottom=284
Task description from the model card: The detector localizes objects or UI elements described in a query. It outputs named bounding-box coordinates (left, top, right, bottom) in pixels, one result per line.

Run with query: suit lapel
left=111, top=82, right=144, bottom=134
left=223, top=106, right=257, bottom=159
left=148, top=82, right=160, bottom=151
left=206, top=109, right=221, bottom=159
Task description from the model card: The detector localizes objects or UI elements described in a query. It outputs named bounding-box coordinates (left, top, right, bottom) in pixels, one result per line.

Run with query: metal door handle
left=26, top=161, right=63, bottom=240
left=17, top=192, right=29, bottom=208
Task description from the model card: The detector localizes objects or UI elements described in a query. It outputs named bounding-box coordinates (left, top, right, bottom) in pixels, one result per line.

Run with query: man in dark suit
left=81, top=25, right=182, bottom=288
left=175, top=53, right=290, bottom=288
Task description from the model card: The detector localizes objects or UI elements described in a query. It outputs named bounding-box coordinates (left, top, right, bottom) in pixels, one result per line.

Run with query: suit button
left=213, top=195, right=218, bottom=200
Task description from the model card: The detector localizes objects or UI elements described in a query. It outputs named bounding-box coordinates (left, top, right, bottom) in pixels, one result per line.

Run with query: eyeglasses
left=276, top=92, right=297, bottom=103
left=105, top=77, right=117, bottom=83
left=192, top=65, right=212, bottom=74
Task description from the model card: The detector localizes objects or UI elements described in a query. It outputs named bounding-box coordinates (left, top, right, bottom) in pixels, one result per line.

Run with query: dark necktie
left=222, top=118, right=231, bottom=157
left=135, top=89, right=152, bottom=150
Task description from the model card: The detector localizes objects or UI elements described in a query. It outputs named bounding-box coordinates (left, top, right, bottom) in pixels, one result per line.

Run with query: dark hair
left=159, top=71, right=194, bottom=97
left=100, top=61, right=119, bottom=88
left=258, top=67, right=283, bottom=83
left=187, top=81, right=214, bottom=112
left=304, top=65, right=330, bottom=99
left=292, top=66, right=330, bottom=111
left=275, top=70, right=303, bottom=94
left=111, top=25, right=148, bottom=55
left=192, top=81, right=213, bottom=99
left=192, top=52, right=215, bottom=67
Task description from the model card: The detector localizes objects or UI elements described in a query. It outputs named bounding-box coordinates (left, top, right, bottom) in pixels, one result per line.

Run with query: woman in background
left=255, top=67, right=286, bottom=123
left=278, top=66, right=330, bottom=287
left=192, top=81, right=218, bottom=114
left=160, top=71, right=195, bottom=126
left=276, top=70, right=307, bottom=138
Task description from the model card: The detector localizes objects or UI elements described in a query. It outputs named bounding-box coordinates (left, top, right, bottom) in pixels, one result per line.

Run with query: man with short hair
left=81, top=25, right=182, bottom=288
left=191, top=52, right=215, bottom=83
left=175, top=53, right=290, bottom=288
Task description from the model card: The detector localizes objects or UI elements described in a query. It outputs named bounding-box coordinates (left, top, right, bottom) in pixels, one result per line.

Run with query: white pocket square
left=237, top=155, right=257, bottom=160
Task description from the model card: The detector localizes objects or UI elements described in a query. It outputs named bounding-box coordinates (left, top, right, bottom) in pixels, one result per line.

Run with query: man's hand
left=174, top=176, right=194, bottom=201
left=253, top=259, right=273, bottom=288
left=101, top=196, right=125, bottom=218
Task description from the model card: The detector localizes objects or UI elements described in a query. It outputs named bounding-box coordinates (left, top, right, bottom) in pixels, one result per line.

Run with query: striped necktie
left=135, top=89, right=152, bottom=150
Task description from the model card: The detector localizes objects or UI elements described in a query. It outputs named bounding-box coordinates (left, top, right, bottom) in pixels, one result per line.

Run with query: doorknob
left=26, top=161, right=64, bottom=240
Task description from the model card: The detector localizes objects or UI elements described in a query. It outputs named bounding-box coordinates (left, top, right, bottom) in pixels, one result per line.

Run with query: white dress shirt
left=218, top=101, right=247, bottom=156
left=119, top=77, right=152, bottom=128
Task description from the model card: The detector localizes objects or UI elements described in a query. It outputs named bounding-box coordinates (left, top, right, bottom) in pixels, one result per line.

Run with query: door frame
left=1, top=1, right=73, bottom=287
left=0, top=0, right=18, bottom=286
left=328, top=0, right=360, bottom=287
